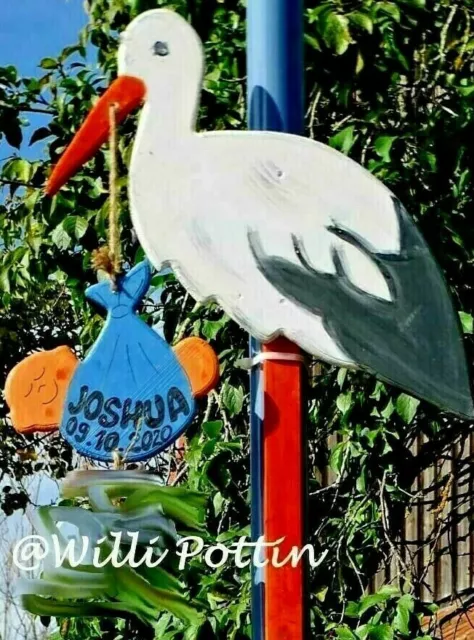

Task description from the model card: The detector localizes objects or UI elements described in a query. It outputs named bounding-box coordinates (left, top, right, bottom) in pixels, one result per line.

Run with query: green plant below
left=19, top=470, right=207, bottom=632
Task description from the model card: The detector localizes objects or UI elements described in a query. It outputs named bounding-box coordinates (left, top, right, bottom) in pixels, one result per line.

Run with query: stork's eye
left=153, top=41, right=169, bottom=57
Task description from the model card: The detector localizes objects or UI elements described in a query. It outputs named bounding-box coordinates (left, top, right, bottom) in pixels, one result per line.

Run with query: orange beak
left=46, top=76, right=146, bottom=196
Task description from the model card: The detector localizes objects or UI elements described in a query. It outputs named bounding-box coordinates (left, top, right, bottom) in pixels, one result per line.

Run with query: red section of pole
left=247, top=2, right=305, bottom=638
left=263, top=337, right=305, bottom=640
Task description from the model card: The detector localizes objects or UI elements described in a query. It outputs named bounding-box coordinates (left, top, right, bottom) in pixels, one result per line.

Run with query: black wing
left=250, top=198, right=473, bottom=419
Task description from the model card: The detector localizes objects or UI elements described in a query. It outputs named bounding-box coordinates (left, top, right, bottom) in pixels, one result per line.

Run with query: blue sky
left=0, top=0, right=87, bottom=159
left=0, top=0, right=87, bottom=76
left=0, top=7, right=89, bottom=601
left=0, top=0, right=87, bottom=532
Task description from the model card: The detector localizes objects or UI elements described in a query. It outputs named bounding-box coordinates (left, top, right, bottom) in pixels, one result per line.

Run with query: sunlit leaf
left=395, top=393, right=419, bottom=424
left=330, top=125, right=356, bottom=154
left=322, top=13, right=352, bottom=55
left=51, top=223, right=71, bottom=250
left=374, top=136, right=397, bottom=162
left=459, top=311, right=473, bottom=335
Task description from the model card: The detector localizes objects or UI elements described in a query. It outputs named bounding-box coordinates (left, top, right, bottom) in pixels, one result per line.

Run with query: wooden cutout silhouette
left=58, top=261, right=218, bottom=462
left=5, top=336, right=218, bottom=444
left=45, top=9, right=473, bottom=419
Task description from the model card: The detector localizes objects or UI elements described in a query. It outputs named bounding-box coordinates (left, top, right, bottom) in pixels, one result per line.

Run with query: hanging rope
left=90, top=102, right=124, bottom=471
left=112, top=450, right=124, bottom=470
left=91, top=102, right=122, bottom=286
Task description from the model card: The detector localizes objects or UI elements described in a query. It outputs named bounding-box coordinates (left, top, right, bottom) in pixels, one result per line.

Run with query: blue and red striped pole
left=247, top=2, right=307, bottom=639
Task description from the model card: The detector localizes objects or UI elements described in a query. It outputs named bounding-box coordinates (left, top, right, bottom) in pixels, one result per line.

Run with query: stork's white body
left=131, top=123, right=398, bottom=366
left=112, top=9, right=471, bottom=417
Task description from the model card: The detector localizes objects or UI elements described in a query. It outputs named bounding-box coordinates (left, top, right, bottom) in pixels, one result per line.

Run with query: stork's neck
left=138, top=81, right=200, bottom=143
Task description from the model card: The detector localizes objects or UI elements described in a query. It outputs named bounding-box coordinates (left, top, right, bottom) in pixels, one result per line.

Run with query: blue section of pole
left=247, top=0, right=304, bottom=134
left=246, top=2, right=304, bottom=639
left=249, top=336, right=264, bottom=640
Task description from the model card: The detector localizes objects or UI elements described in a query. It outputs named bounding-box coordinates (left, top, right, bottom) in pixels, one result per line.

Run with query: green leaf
left=349, top=12, right=373, bottom=34
left=393, top=594, right=414, bottom=636
left=4, top=117, right=23, bottom=149
left=335, top=627, right=357, bottom=639
left=315, top=586, right=328, bottom=602
left=459, top=311, right=473, bottom=334
left=337, top=368, right=347, bottom=388
left=381, top=398, right=395, bottom=419
left=63, top=216, right=88, bottom=241
left=203, top=421, right=223, bottom=438
left=0, top=268, right=11, bottom=293
left=345, top=600, right=361, bottom=618
left=374, top=136, right=397, bottom=162
left=337, top=392, right=353, bottom=415
left=330, top=125, right=356, bottom=155
left=222, top=384, right=244, bottom=416
left=395, top=393, right=420, bottom=424
left=213, top=491, right=225, bottom=516
left=376, top=2, right=401, bottom=22
left=322, top=13, right=352, bottom=55
left=421, top=150, right=437, bottom=172
left=304, top=34, right=321, bottom=51
left=458, top=86, right=474, bottom=97
left=51, top=224, right=71, bottom=250
left=367, top=625, right=394, bottom=640
left=202, top=318, right=226, bottom=340
left=39, top=57, right=58, bottom=69
left=400, top=0, right=425, bottom=6
left=203, top=67, right=221, bottom=93
left=376, top=585, right=401, bottom=599
left=330, top=442, right=347, bottom=474
left=29, top=127, right=52, bottom=146
left=423, top=602, right=439, bottom=614
left=205, top=454, right=232, bottom=489
left=356, top=468, right=367, bottom=493
left=371, top=381, right=386, bottom=401
left=308, top=4, right=333, bottom=23
left=358, top=588, right=397, bottom=614
left=2, top=158, right=32, bottom=183
left=394, top=49, right=410, bottom=71
left=0, top=65, right=17, bottom=83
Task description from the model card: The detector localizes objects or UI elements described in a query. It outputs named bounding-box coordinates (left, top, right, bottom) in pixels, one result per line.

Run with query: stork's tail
left=251, top=199, right=473, bottom=420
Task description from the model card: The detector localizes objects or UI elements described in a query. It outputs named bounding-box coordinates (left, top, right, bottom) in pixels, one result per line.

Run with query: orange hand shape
left=5, top=346, right=79, bottom=434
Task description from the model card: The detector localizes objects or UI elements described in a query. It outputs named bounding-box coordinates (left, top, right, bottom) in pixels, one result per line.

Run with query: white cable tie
left=236, top=352, right=306, bottom=370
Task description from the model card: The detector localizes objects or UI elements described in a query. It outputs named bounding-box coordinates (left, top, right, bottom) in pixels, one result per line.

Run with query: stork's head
left=46, top=9, right=203, bottom=196
left=118, top=9, right=203, bottom=90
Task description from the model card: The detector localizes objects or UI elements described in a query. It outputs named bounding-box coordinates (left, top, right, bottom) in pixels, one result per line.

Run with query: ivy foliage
left=0, top=0, right=473, bottom=638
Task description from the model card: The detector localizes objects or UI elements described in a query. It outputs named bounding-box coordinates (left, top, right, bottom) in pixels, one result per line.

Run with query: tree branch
left=0, top=178, right=37, bottom=189
left=0, top=100, right=54, bottom=115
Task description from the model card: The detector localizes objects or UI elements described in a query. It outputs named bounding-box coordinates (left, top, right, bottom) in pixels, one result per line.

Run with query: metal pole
left=247, top=0, right=304, bottom=134
left=247, top=2, right=306, bottom=639
left=249, top=336, right=265, bottom=640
